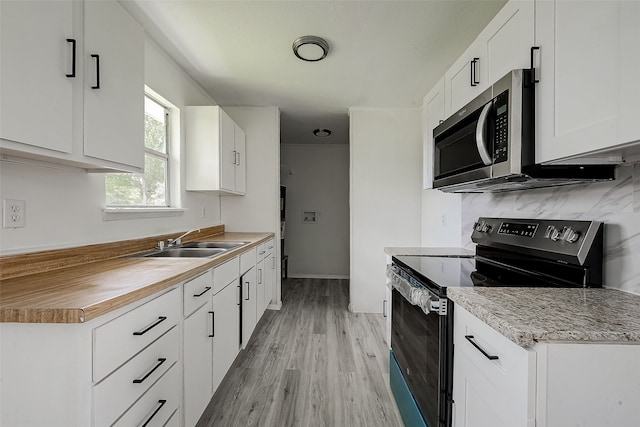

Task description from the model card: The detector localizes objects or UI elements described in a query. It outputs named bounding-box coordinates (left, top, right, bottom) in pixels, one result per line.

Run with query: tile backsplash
left=461, top=164, right=640, bottom=295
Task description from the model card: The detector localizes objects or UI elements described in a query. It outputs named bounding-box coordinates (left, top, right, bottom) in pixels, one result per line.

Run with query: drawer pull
left=193, top=286, right=212, bottom=297
left=133, top=316, right=167, bottom=336
left=140, top=399, right=167, bottom=427
left=133, top=358, right=166, bottom=384
left=465, top=335, right=499, bottom=360
left=259, top=250, right=266, bottom=255
left=209, top=311, right=215, bottom=338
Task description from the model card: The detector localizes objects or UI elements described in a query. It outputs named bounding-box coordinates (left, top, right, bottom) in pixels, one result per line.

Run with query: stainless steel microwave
left=432, top=69, right=614, bottom=192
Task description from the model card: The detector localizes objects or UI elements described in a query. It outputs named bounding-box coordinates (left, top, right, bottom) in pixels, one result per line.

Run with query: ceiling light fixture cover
left=313, top=128, right=332, bottom=137
left=293, top=36, right=329, bottom=62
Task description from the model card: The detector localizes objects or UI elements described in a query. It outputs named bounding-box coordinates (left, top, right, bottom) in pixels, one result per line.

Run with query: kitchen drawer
left=256, top=242, right=267, bottom=260
left=454, top=306, right=531, bottom=381
left=213, top=256, right=240, bottom=294
left=265, top=238, right=275, bottom=256
left=240, top=247, right=256, bottom=275
left=184, top=270, right=213, bottom=317
left=93, top=287, right=180, bottom=382
left=94, top=326, right=179, bottom=427
left=112, top=361, right=180, bottom=427
left=454, top=305, right=535, bottom=424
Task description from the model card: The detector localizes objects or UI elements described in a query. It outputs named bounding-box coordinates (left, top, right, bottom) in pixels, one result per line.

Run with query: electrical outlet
left=3, top=199, right=26, bottom=228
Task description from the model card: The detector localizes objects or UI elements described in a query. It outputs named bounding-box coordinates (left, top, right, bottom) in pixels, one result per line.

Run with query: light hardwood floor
left=197, top=278, right=404, bottom=427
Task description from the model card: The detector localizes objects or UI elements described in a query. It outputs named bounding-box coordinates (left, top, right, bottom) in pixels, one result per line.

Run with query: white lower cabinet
left=241, top=266, right=258, bottom=349
left=453, top=303, right=640, bottom=427
left=0, top=240, right=274, bottom=427
left=183, top=298, right=214, bottom=427
left=264, top=239, right=276, bottom=309
left=212, top=278, right=241, bottom=392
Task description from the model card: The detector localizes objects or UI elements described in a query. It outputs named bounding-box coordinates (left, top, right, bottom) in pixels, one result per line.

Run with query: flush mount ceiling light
left=313, top=128, right=332, bottom=138
left=293, top=36, right=329, bottom=62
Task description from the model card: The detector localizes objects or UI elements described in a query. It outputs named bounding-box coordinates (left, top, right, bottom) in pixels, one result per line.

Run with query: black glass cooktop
left=392, top=253, right=586, bottom=293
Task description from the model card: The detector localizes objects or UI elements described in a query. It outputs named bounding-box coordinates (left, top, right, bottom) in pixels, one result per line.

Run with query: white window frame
left=103, top=87, right=184, bottom=220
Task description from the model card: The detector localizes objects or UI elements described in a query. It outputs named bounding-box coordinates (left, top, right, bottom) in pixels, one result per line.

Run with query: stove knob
left=564, top=227, right=581, bottom=243
left=474, top=221, right=486, bottom=232
left=481, top=223, right=492, bottom=233
left=550, top=227, right=562, bottom=241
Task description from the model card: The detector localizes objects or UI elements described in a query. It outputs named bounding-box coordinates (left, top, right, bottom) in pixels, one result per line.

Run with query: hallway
left=197, top=278, right=403, bottom=427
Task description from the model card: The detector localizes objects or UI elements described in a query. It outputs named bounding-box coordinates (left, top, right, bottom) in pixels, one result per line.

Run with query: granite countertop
left=447, top=287, right=640, bottom=347
left=0, top=232, right=273, bottom=323
left=384, top=246, right=474, bottom=257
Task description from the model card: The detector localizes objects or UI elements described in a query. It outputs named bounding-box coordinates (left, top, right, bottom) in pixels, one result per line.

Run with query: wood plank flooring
left=197, top=278, right=404, bottom=427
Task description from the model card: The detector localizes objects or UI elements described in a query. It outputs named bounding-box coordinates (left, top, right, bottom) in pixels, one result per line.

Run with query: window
left=106, top=96, right=170, bottom=206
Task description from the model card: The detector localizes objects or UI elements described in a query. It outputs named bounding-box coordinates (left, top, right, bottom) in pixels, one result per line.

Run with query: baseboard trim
left=287, top=274, right=350, bottom=280
left=267, top=301, right=282, bottom=311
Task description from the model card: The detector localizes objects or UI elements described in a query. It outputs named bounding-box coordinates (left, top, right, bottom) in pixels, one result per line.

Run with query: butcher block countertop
left=0, top=231, right=273, bottom=323
left=447, top=287, right=640, bottom=347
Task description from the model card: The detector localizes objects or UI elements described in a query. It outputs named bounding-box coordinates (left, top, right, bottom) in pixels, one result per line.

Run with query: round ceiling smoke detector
left=313, top=129, right=332, bottom=137
left=293, top=36, right=329, bottom=62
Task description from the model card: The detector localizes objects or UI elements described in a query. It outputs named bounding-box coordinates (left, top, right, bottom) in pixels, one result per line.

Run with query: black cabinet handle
left=530, top=46, right=540, bottom=84
left=65, top=39, right=76, bottom=78
left=133, top=316, right=167, bottom=336
left=237, top=284, right=241, bottom=306
left=90, top=54, right=100, bottom=89
left=465, top=335, right=499, bottom=360
left=209, top=311, right=215, bottom=337
left=133, top=358, right=166, bottom=384
left=470, top=58, right=480, bottom=87
left=140, top=400, right=167, bottom=427
left=245, top=281, right=250, bottom=300
left=193, top=286, right=211, bottom=297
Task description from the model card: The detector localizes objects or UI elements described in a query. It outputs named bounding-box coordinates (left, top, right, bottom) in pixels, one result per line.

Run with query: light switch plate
left=3, top=199, right=25, bottom=228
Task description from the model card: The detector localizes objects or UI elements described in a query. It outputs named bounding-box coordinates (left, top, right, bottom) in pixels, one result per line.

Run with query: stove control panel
left=473, top=221, right=493, bottom=233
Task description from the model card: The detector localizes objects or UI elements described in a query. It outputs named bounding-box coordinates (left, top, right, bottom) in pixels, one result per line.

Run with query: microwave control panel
left=493, top=90, right=509, bottom=164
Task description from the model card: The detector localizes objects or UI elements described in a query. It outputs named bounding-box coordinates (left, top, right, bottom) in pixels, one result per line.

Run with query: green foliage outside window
left=106, top=96, right=169, bottom=206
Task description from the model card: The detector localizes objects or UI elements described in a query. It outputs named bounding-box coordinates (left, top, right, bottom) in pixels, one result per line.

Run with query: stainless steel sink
left=180, top=241, right=247, bottom=250
left=131, top=247, right=228, bottom=258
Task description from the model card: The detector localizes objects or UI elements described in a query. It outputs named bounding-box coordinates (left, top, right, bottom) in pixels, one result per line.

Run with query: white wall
left=421, top=190, right=462, bottom=247
left=459, top=164, right=640, bottom=296
left=221, top=106, right=282, bottom=306
left=0, top=36, right=222, bottom=254
left=280, top=143, right=350, bottom=278
left=349, top=109, right=422, bottom=313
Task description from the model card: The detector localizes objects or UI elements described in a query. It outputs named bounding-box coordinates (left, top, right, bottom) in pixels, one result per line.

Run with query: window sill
left=103, top=207, right=186, bottom=221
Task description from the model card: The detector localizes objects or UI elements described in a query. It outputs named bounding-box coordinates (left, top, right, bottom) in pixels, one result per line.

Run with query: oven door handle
left=475, top=102, right=493, bottom=166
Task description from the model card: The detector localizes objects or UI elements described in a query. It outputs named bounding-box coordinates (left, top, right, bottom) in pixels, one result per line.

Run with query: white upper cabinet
left=185, top=105, right=247, bottom=195
left=83, top=0, right=144, bottom=170
left=535, top=0, right=640, bottom=163
left=422, top=77, right=445, bottom=189
left=0, top=0, right=145, bottom=172
left=0, top=0, right=75, bottom=153
left=444, top=0, right=534, bottom=117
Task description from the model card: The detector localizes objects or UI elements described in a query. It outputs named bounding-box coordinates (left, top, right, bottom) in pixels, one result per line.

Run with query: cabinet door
left=617, top=1, right=640, bottom=146
left=482, top=0, right=534, bottom=85
left=535, top=1, right=619, bottom=163
left=0, top=0, right=74, bottom=153
left=444, top=41, right=485, bottom=117
left=211, top=279, right=241, bottom=393
left=234, top=124, right=247, bottom=194
left=423, top=78, right=445, bottom=189
left=183, top=301, right=214, bottom=427
left=83, top=0, right=144, bottom=170
left=256, top=258, right=265, bottom=318
left=241, top=266, right=257, bottom=349
left=219, top=109, right=236, bottom=192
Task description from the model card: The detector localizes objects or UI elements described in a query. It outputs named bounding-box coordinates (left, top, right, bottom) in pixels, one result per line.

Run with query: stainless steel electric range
left=388, top=217, right=605, bottom=427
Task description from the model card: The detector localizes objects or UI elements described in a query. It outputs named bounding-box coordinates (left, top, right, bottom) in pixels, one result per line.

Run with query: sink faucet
left=167, top=228, right=201, bottom=247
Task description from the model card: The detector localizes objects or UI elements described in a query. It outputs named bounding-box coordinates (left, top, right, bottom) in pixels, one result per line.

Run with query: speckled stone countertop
left=384, top=247, right=474, bottom=257
left=447, top=287, right=640, bottom=347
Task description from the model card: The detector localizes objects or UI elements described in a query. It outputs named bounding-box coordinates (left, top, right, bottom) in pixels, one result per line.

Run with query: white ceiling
left=123, top=0, right=507, bottom=144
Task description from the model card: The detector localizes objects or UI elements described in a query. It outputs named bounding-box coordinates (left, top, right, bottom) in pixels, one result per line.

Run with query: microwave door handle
left=475, top=102, right=493, bottom=166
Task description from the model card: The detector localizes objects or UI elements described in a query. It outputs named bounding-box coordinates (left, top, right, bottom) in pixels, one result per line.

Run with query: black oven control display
left=498, top=222, right=538, bottom=237
left=493, top=90, right=509, bottom=164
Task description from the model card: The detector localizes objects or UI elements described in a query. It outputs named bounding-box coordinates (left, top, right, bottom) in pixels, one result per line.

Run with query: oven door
left=391, top=287, right=441, bottom=427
